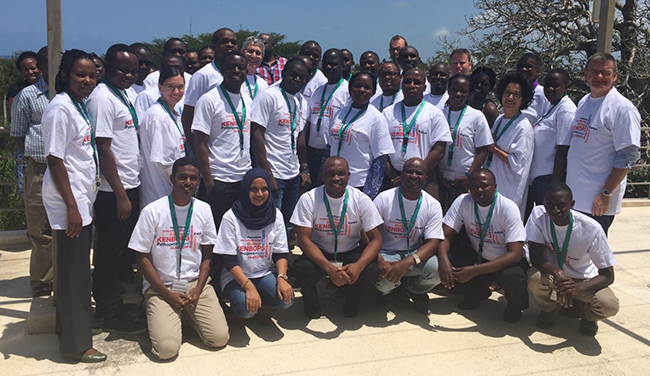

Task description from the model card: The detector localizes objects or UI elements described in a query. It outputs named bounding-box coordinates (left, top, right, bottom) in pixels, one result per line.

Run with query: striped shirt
left=256, top=54, right=287, bottom=86
left=10, top=77, right=49, bottom=163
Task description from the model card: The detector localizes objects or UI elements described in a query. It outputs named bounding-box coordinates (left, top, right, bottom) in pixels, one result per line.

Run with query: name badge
left=171, top=279, right=188, bottom=294
left=550, top=289, right=558, bottom=302
left=93, top=177, right=102, bottom=191
left=289, top=154, right=299, bottom=166
left=330, top=261, right=343, bottom=268
left=443, top=169, right=456, bottom=181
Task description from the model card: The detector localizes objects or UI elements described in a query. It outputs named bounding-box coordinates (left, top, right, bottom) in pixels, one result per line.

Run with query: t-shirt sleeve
left=558, top=113, right=577, bottom=146
left=290, top=192, right=315, bottom=228
left=504, top=201, right=526, bottom=243
left=555, top=109, right=575, bottom=146
left=370, top=115, right=395, bottom=157
left=443, top=195, right=465, bottom=232
left=191, top=93, right=218, bottom=135
left=506, top=122, right=534, bottom=174
left=200, top=204, right=217, bottom=245
left=424, top=199, right=444, bottom=240
left=249, top=91, right=273, bottom=128
left=359, top=193, right=384, bottom=232
left=430, top=109, right=453, bottom=144
left=87, top=94, right=116, bottom=138
left=134, top=91, right=152, bottom=120
left=43, top=105, right=74, bottom=159
left=473, top=114, right=493, bottom=148
left=272, top=210, right=289, bottom=254
left=587, top=227, right=616, bottom=269
left=525, top=207, right=547, bottom=245
left=183, top=72, right=206, bottom=107
left=213, top=210, right=238, bottom=255
left=128, top=207, right=157, bottom=254
left=611, top=105, right=641, bottom=151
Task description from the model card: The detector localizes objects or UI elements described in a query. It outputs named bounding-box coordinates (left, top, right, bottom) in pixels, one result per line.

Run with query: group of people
left=8, top=28, right=641, bottom=363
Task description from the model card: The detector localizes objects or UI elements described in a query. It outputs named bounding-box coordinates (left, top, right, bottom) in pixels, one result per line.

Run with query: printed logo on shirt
left=468, top=222, right=502, bottom=245
left=82, top=126, right=92, bottom=147
left=571, top=114, right=594, bottom=142
left=313, top=215, right=351, bottom=237
left=384, top=218, right=422, bottom=243
left=157, top=225, right=198, bottom=253
left=390, top=124, right=421, bottom=147
left=221, top=114, right=250, bottom=132
left=545, top=240, right=570, bottom=267
left=124, top=118, right=135, bottom=130
left=330, top=123, right=355, bottom=144
left=311, top=102, right=334, bottom=117
left=277, top=112, right=291, bottom=128
left=238, top=231, right=272, bottom=260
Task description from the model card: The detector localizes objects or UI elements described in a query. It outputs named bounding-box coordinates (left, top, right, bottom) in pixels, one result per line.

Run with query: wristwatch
left=411, top=254, right=421, bottom=265
left=601, top=188, right=613, bottom=197
left=278, top=274, right=289, bottom=281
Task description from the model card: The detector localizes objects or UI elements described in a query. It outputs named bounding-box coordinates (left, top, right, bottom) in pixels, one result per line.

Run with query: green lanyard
left=550, top=212, right=573, bottom=270
left=486, top=112, right=521, bottom=167
left=156, top=98, right=184, bottom=137
left=67, top=93, right=100, bottom=182
left=400, top=100, right=426, bottom=153
left=473, top=191, right=498, bottom=262
left=102, top=78, right=139, bottom=133
left=323, top=188, right=349, bottom=262
left=245, top=76, right=259, bottom=100
left=220, top=85, right=246, bottom=152
left=168, top=195, right=194, bottom=279
left=347, top=73, right=352, bottom=81
left=316, top=78, right=344, bottom=132
left=397, top=186, right=422, bottom=250
left=446, top=105, right=467, bottom=166
left=534, top=95, right=565, bottom=127
left=379, top=89, right=401, bottom=112
left=279, top=87, right=298, bottom=153
left=336, top=105, right=368, bottom=156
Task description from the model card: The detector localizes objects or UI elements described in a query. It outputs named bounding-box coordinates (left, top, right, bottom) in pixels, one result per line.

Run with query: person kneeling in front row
left=526, top=181, right=619, bottom=336
left=129, top=157, right=229, bottom=360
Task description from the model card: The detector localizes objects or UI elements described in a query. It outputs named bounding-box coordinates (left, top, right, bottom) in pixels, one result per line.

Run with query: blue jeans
left=375, top=251, right=440, bottom=295
left=276, top=175, right=300, bottom=232
left=223, top=273, right=293, bottom=319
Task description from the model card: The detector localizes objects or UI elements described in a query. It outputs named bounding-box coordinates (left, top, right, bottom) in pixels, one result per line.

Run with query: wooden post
left=597, top=0, right=616, bottom=53
left=46, top=0, right=62, bottom=101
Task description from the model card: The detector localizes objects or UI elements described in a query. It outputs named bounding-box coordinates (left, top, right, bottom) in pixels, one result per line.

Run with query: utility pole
left=46, top=0, right=62, bottom=101
left=594, top=0, right=616, bottom=53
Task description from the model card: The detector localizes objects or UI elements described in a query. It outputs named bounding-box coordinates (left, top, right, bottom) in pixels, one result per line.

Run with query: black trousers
left=92, top=188, right=140, bottom=316
left=55, top=225, right=93, bottom=355
left=449, top=230, right=529, bottom=310
left=291, top=246, right=379, bottom=310
left=198, top=179, right=241, bottom=231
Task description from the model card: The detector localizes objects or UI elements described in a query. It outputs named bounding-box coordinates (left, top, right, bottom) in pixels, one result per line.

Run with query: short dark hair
left=546, top=68, right=570, bottom=86
left=221, top=50, right=247, bottom=68
left=199, top=46, right=214, bottom=55
left=349, top=72, right=377, bottom=94
left=55, top=49, right=94, bottom=94
left=164, top=38, right=186, bottom=53
left=390, top=35, right=408, bottom=46
left=470, top=167, right=495, bottom=183
left=544, top=180, right=573, bottom=201
left=104, top=44, right=132, bottom=64
left=16, top=51, right=38, bottom=70
left=159, top=66, right=184, bottom=85
left=470, top=67, right=496, bottom=91
left=129, top=42, right=151, bottom=53
left=211, top=28, right=236, bottom=45
left=517, top=52, right=541, bottom=68
left=586, top=52, right=617, bottom=73
left=172, top=157, right=200, bottom=177
left=496, top=72, right=533, bottom=109
left=448, top=74, right=475, bottom=93
left=450, top=48, right=471, bottom=62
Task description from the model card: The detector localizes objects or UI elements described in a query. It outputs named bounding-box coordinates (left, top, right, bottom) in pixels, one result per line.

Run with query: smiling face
left=469, top=171, right=496, bottom=207
left=222, top=54, right=248, bottom=88
left=501, top=82, right=523, bottom=116
left=213, top=30, right=238, bottom=60
left=585, top=59, right=617, bottom=98
left=322, top=157, right=350, bottom=198
left=378, top=63, right=401, bottom=95
left=389, top=38, right=406, bottom=63
left=171, top=165, right=200, bottom=199
left=400, top=158, right=427, bottom=192
left=428, top=63, right=449, bottom=95
left=64, top=58, right=97, bottom=102
left=105, top=51, right=138, bottom=90
left=471, top=72, right=492, bottom=98
left=349, top=73, right=375, bottom=106
left=19, top=57, right=40, bottom=84
left=398, top=47, right=420, bottom=71
left=543, top=72, right=567, bottom=104
left=249, top=177, right=270, bottom=207
left=243, top=43, right=263, bottom=73
left=159, top=74, right=185, bottom=108
left=448, top=76, right=471, bottom=110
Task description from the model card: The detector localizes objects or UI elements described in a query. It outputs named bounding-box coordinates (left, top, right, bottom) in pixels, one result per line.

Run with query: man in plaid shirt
left=257, top=33, right=287, bottom=85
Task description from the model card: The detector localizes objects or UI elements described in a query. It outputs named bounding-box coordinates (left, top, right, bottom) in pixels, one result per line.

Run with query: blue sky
left=1, top=0, right=479, bottom=62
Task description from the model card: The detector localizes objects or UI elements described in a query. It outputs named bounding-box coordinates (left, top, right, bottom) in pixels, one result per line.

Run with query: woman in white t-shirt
left=42, top=50, right=106, bottom=362
left=486, top=73, right=534, bottom=218
left=214, top=168, right=293, bottom=323
left=327, top=72, right=394, bottom=198
left=241, top=36, right=269, bottom=100
left=139, top=66, right=187, bottom=208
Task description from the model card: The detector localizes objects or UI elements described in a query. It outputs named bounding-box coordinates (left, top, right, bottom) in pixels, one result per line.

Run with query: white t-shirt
left=143, top=70, right=193, bottom=90
left=374, top=187, right=444, bottom=253
left=522, top=84, right=551, bottom=125
left=384, top=100, right=452, bottom=171
left=487, top=114, right=534, bottom=216
left=370, top=90, right=404, bottom=112
left=438, top=105, right=493, bottom=180
left=191, top=87, right=253, bottom=182
left=213, top=208, right=288, bottom=290
left=290, top=186, right=384, bottom=254
left=242, top=74, right=269, bottom=101
left=328, top=104, right=394, bottom=187
left=139, top=101, right=186, bottom=208
left=134, top=86, right=184, bottom=121
left=425, top=92, right=449, bottom=111
left=444, top=193, right=526, bottom=261
left=42, top=93, right=98, bottom=229
left=129, top=197, right=217, bottom=292
left=563, top=88, right=641, bottom=215
left=525, top=206, right=616, bottom=279
left=249, top=86, right=305, bottom=180
left=306, top=80, right=351, bottom=149
left=87, top=82, right=141, bottom=191
left=184, top=62, right=224, bottom=107
left=530, top=95, right=576, bottom=180
left=132, top=83, right=146, bottom=95
left=301, top=69, right=328, bottom=102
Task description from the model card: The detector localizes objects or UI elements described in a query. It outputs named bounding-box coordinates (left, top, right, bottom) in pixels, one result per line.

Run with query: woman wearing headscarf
left=214, top=168, right=293, bottom=322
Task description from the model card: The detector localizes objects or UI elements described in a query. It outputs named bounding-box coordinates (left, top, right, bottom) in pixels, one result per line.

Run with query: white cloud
left=432, top=26, right=450, bottom=38
left=395, top=2, right=411, bottom=9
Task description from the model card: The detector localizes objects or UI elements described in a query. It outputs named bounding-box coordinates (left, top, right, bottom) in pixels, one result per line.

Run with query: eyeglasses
left=503, top=90, right=522, bottom=99
left=245, top=49, right=263, bottom=56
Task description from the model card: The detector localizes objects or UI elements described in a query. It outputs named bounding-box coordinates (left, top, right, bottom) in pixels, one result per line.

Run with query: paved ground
left=1, top=205, right=649, bottom=376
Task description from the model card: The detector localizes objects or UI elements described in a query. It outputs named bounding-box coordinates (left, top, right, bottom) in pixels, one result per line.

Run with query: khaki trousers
left=24, top=158, right=53, bottom=290
left=144, top=280, right=229, bottom=360
left=527, top=268, right=619, bottom=321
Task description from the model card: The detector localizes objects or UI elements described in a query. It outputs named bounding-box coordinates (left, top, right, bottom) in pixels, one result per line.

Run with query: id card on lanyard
left=168, top=195, right=194, bottom=294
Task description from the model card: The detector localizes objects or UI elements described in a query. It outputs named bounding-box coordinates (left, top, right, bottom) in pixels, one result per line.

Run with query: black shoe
left=408, top=291, right=430, bottom=314
left=303, top=306, right=321, bottom=319
left=375, top=291, right=390, bottom=307
left=502, top=304, right=523, bottom=323
left=63, top=349, right=107, bottom=363
left=458, top=298, right=482, bottom=310
left=342, top=297, right=359, bottom=318
left=579, top=318, right=598, bottom=336
left=535, top=310, right=557, bottom=329
left=103, top=313, right=147, bottom=334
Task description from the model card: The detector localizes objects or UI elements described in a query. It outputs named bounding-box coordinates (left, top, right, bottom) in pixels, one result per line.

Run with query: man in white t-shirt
left=425, top=63, right=449, bottom=110
left=182, top=28, right=238, bottom=154
left=250, top=58, right=311, bottom=233
left=299, top=41, right=327, bottom=102
left=374, top=158, right=444, bottom=313
left=143, top=38, right=191, bottom=90
left=129, top=43, right=153, bottom=95
left=384, top=68, right=452, bottom=199
left=87, top=44, right=146, bottom=334
left=291, top=157, right=384, bottom=318
left=398, top=47, right=431, bottom=95
left=192, top=51, right=251, bottom=230
left=438, top=169, right=529, bottom=322
left=558, top=52, right=641, bottom=235
left=305, top=48, right=350, bottom=179
left=129, top=157, right=229, bottom=359
left=517, top=53, right=551, bottom=125
left=526, top=181, right=619, bottom=336
left=370, top=62, right=403, bottom=112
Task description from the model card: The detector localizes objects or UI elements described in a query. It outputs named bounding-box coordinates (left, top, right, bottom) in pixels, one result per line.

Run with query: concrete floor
left=1, top=205, right=649, bottom=376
